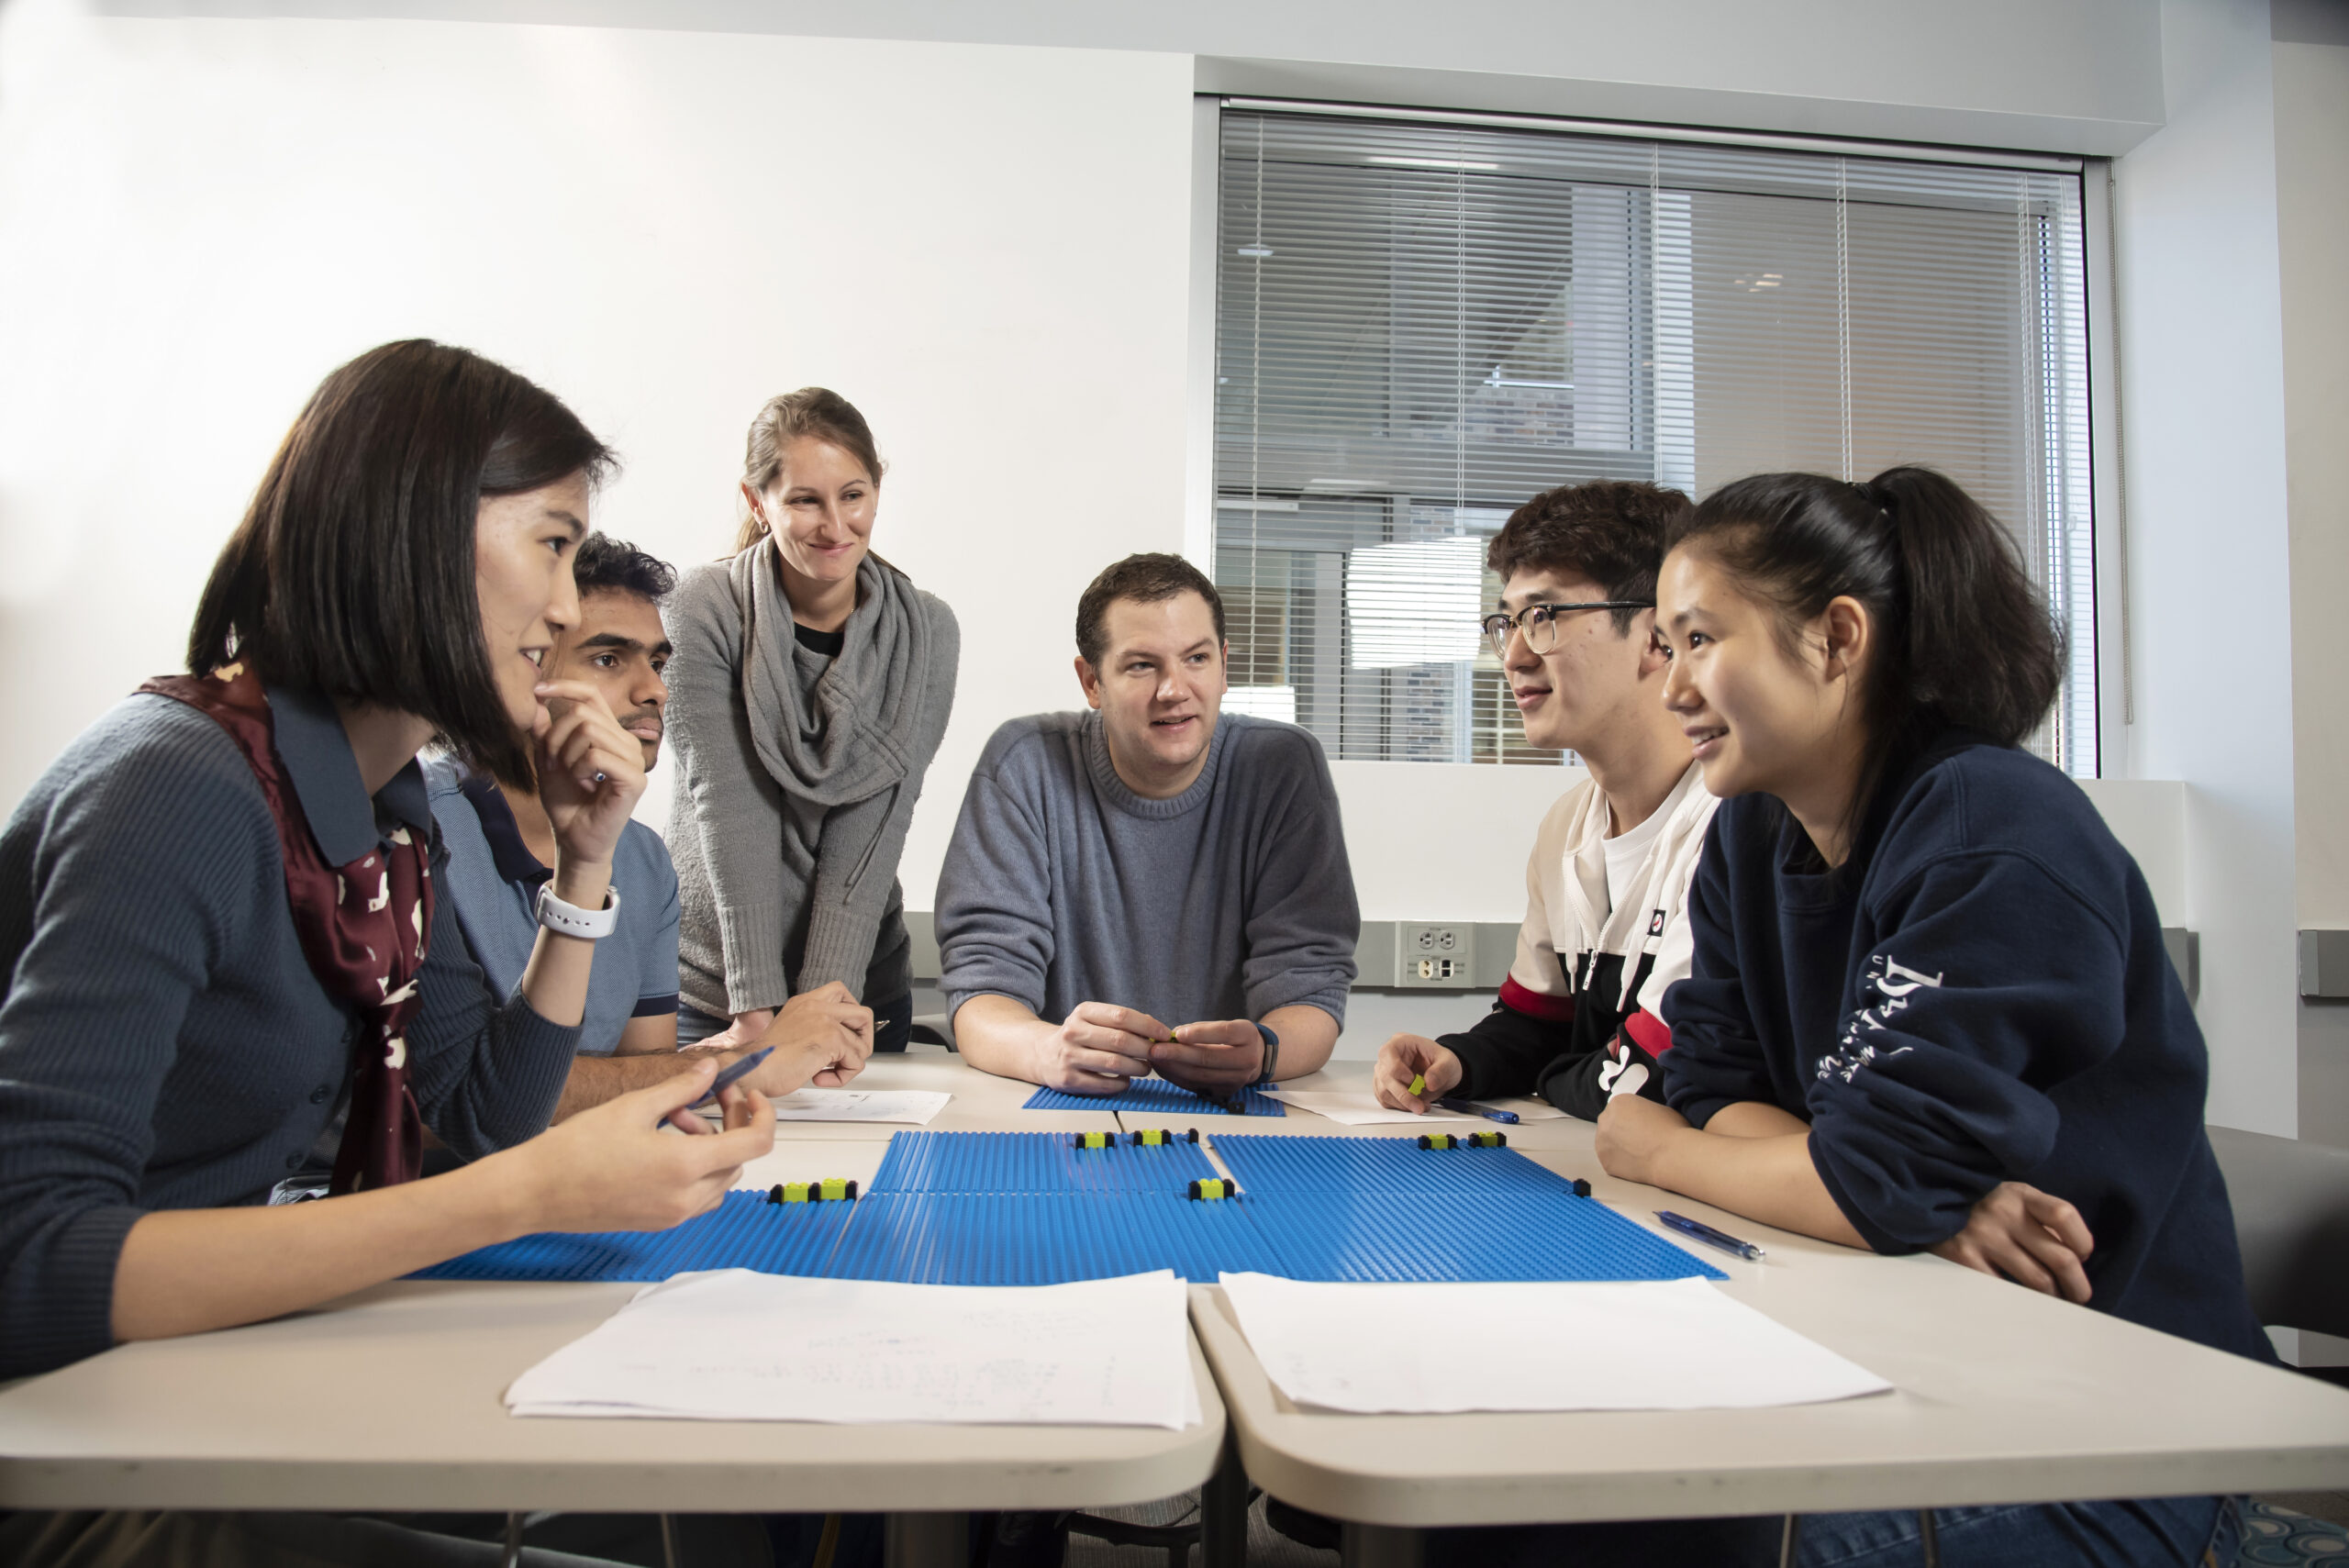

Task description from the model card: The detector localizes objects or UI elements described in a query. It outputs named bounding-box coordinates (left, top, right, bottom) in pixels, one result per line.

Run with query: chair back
left=2207, top=1124, right=2349, bottom=1341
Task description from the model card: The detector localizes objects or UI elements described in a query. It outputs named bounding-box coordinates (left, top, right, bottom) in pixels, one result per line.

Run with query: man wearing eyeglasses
left=1373, top=481, right=1718, bottom=1122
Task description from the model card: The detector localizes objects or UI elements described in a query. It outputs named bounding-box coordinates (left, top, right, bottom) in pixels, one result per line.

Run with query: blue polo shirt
left=423, top=757, right=680, bottom=1056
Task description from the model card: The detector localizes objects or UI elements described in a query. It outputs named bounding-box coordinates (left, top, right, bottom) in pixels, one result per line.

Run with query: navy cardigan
left=0, top=688, right=580, bottom=1376
left=1663, top=734, right=2270, bottom=1361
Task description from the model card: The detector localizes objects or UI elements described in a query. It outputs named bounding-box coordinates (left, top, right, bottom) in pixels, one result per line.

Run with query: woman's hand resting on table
left=492, top=1059, right=774, bottom=1233
left=1596, top=1095, right=2096, bottom=1296
left=1932, top=1182, right=2095, bottom=1304
left=1592, top=1093, right=1696, bottom=1185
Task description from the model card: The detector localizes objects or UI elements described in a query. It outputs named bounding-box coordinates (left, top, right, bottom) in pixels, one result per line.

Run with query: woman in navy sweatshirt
left=1533, top=467, right=2260, bottom=1567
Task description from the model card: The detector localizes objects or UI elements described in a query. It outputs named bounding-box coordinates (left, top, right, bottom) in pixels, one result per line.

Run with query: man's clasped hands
left=1036, top=1001, right=1269, bottom=1098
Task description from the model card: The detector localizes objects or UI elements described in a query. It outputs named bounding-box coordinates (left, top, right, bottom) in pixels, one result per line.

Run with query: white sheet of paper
left=1219, top=1273, right=1892, bottom=1413
left=507, top=1269, right=1200, bottom=1429
left=766, top=1087, right=952, bottom=1125
left=1259, top=1087, right=1479, bottom=1126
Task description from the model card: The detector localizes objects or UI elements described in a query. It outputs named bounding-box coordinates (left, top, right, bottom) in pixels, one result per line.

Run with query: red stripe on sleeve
left=1620, top=1006, right=1673, bottom=1058
left=1499, top=975, right=1575, bottom=1023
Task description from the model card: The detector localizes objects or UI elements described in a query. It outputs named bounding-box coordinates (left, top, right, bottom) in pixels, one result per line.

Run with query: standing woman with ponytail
left=663, top=390, right=959, bottom=1056
left=1476, top=468, right=2260, bottom=1568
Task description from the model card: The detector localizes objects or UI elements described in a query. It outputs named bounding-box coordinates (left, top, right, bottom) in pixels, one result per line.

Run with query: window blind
left=1213, top=105, right=2096, bottom=773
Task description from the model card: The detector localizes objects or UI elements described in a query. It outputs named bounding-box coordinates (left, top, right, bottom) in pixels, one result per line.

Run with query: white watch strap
left=536, top=882, right=620, bottom=940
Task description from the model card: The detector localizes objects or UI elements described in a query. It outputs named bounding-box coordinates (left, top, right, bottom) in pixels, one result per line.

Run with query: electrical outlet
left=1395, top=923, right=1478, bottom=988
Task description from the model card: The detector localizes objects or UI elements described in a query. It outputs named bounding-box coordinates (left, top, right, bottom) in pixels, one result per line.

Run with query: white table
left=1183, top=1065, right=2349, bottom=1564
left=0, top=1278, right=1222, bottom=1514
left=757, top=1056, right=2349, bottom=1562
left=6, top=1048, right=2343, bottom=1568
left=0, top=1047, right=1209, bottom=1568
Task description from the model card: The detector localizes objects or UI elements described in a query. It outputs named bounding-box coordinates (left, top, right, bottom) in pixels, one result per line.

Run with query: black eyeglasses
left=1482, top=601, right=1654, bottom=659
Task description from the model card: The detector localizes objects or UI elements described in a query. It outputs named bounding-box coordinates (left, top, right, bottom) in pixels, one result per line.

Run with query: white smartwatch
left=535, top=882, right=620, bottom=940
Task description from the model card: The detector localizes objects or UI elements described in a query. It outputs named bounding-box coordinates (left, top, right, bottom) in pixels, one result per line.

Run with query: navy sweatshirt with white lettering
left=1663, top=733, right=2270, bottom=1361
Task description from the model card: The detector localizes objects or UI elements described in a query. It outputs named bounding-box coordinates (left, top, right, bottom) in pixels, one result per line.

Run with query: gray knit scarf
left=730, top=545, right=930, bottom=815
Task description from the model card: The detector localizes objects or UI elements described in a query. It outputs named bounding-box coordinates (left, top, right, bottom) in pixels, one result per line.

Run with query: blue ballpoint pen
left=1655, top=1209, right=1766, bottom=1262
left=1434, top=1096, right=1520, bottom=1124
left=693, top=1044, right=774, bottom=1107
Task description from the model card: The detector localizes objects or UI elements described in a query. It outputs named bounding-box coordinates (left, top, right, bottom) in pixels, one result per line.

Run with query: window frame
left=1185, top=95, right=2121, bottom=779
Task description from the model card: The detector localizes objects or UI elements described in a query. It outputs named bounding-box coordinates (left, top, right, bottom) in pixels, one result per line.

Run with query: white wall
left=0, top=4, right=1196, bottom=906
left=2110, top=0, right=2299, bottom=1135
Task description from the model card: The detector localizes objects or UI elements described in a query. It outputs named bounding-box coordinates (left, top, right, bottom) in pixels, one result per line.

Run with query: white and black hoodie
left=1438, top=762, right=1716, bottom=1120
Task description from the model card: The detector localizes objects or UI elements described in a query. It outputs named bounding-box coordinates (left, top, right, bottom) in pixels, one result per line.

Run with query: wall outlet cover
left=1395, top=923, right=1478, bottom=987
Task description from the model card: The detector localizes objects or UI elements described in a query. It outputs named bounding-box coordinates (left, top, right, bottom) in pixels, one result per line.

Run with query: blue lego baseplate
left=1209, top=1134, right=1725, bottom=1283
left=1020, top=1079, right=1286, bottom=1116
left=415, top=1129, right=1721, bottom=1285
left=1234, top=1189, right=1722, bottom=1283
left=412, top=1189, right=853, bottom=1283
left=1210, top=1132, right=1576, bottom=1195
left=825, top=1193, right=1287, bottom=1284
left=871, top=1129, right=1219, bottom=1194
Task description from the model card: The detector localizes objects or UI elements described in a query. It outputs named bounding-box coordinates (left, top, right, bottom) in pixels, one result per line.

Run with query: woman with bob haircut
left=0, top=342, right=774, bottom=1552
left=1433, top=467, right=2264, bottom=1566
left=662, top=387, right=958, bottom=1057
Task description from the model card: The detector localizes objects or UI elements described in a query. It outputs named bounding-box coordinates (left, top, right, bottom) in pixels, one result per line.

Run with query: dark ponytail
left=1667, top=464, right=2062, bottom=821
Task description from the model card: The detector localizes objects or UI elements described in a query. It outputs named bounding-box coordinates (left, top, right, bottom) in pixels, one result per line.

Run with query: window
left=1212, top=103, right=2097, bottom=773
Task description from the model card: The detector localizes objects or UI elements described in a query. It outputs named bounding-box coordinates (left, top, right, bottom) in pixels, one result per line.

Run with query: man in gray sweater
left=938, top=554, right=1359, bottom=1095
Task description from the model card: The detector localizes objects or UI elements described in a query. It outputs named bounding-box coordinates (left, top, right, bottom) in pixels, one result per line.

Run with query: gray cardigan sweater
left=0, top=689, right=580, bottom=1377
left=663, top=550, right=960, bottom=1018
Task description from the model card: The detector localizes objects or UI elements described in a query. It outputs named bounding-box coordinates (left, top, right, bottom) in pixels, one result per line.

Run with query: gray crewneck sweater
left=662, top=549, right=960, bottom=1018
left=935, top=711, right=1359, bottom=1029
